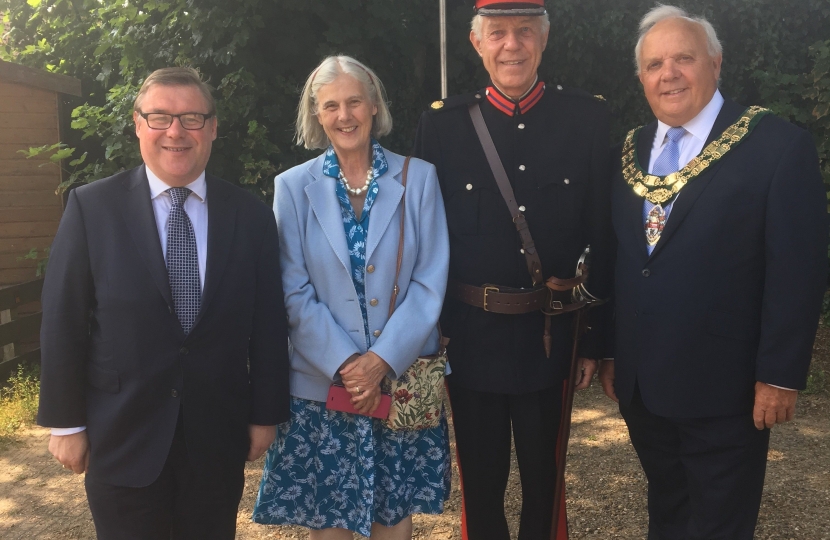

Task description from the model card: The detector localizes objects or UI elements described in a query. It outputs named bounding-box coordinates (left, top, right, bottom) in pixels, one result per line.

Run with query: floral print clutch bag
left=383, top=349, right=447, bottom=431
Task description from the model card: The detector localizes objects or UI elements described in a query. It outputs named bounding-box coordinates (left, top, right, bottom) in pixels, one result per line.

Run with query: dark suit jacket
left=413, top=86, right=614, bottom=394
left=37, top=165, right=290, bottom=487
left=612, top=99, right=827, bottom=418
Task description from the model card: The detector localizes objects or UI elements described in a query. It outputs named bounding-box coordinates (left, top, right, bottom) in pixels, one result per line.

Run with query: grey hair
left=295, top=55, right=392, bottom=150
left=470, top=12, right=551, bottom=41
left=634, top=4, right=723, bottom=73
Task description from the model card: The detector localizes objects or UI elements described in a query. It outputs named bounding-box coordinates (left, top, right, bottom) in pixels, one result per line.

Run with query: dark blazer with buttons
left=612, top=98, right=827, bottom=418
left=37, top=164, right=290, bottom=487
left=413, top=86, right=614, bottom=394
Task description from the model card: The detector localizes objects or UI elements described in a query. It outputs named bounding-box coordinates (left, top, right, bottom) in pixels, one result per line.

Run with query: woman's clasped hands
left=339, top=351, right=390, bottom=415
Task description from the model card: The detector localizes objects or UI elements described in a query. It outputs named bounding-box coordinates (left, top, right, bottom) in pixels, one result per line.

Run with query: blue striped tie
left=644, top=127, right=686, bottom=254
left=166, top=187, right=201, bottom=334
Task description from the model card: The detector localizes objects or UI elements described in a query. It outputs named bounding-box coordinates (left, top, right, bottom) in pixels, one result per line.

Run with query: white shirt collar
left=654, top=89, right=724, bottom=147
left=146, top=166, right=207, bottom=202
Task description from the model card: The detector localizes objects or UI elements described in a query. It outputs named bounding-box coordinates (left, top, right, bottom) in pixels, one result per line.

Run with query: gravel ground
left=1, top=328, right=828, bottom=539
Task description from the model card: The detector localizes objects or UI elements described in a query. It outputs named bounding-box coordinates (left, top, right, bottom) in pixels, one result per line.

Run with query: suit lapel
left=305, top=156, right=352, bottom=273
left=365, top=155, right=404, bottom=263
left=194, top=174, right=236, bottom=329
left=121, top=165, right=175, bottom=309
left=649, top=99, right=744, bottom=259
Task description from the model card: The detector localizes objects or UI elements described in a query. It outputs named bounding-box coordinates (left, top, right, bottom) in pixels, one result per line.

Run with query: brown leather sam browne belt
left=449, top=268, right=588, bottom=316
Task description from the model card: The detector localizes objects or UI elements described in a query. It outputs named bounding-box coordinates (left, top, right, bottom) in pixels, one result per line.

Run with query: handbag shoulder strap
left=389, top=156, right=411, bottom=318
left=468, top=103, right=544, bottom=286
left=388, top=156, right=448, bottom=350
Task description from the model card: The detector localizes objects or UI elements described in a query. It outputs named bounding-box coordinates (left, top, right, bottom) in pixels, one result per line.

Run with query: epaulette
left=427, top=91, right=484, bottom=113
left=552, top=84, right=607, bottom=103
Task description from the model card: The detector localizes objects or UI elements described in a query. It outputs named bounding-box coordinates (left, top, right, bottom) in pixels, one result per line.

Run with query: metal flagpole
left=440, top=0, right=448, bottom=98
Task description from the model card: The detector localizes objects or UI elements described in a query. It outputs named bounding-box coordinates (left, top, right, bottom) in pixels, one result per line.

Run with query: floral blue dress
left=252, top=141, right=451, bottom=536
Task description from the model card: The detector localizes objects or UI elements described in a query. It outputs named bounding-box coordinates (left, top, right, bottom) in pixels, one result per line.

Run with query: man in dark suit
left=37, top=67, right=290, bottom=539
left=600, top=6, right=827, bottom=539
left=413, top=1, right=613, bottom=538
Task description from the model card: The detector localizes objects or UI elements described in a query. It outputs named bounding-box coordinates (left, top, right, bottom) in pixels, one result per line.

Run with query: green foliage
left=17, top=247, right=49, bottom=276
left=0, top=0, right=828, bottom=202
left=0, top=364, right=41, bottom=445
left=805, top=40, right=830, bottom=194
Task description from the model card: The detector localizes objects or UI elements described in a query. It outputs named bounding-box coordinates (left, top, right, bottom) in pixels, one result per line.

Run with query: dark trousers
left=85, top=413, right=245, bottom=540
left=447, top=378, right=563, bottom=540
left=619, top=387, right=770, bottom=540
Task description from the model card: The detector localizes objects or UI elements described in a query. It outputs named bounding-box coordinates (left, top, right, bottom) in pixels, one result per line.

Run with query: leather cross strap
left=468, top=103, right=544, bottom=286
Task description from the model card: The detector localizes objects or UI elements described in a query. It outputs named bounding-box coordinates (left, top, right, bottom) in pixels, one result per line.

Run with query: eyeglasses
left=137, top=111, right=214, bottom=130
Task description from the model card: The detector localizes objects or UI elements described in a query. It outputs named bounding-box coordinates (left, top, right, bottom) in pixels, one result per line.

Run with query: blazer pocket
left=87, top=364, right=120, bottom=393
left=707, top=310, right=758, bottom=341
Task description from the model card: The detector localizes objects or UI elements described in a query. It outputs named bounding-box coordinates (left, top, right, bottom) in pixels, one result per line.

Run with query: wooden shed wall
left=0, top=81, right=63, bottom=286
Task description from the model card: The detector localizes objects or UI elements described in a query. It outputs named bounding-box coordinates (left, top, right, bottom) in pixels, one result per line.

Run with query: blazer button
left=642, top=269, right=651, bottom=277
left=518, top=165, right=526, bottom=171
left=179, top=347, right=189, bottom=355
left=367, top=265, right=375, bottom=273
left=369, top=299, right=379, bottom=307
left=171, top=389, right=179, bottom=398
left=373, top=330, right=382, bottom=337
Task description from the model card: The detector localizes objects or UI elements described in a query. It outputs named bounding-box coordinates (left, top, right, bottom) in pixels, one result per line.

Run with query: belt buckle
left=541, top=288, right=565, bottom=316
left=483, top=286, right=499, bottom=312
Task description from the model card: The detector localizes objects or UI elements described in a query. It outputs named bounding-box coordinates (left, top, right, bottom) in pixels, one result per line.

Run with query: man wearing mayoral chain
left=414, top=1, right=613, bottom=538
left=600, top=5, right=827, bottom=539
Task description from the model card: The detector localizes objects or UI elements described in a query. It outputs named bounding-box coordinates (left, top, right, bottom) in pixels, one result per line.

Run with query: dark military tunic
left=413, top=83, right=613, bottom=395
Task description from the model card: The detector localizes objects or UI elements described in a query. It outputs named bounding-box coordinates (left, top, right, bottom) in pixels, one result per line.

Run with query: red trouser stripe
left=553, top=378, right=570, bottom=539
left=445, top=381, right=469, bottom=540
left=446, top=380, right=571, bottom=539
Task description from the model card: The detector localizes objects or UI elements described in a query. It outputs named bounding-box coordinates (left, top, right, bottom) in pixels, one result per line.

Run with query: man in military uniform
left=600, top=6, right=827, bottom=539
left=413, top=1, right=613, bottom=538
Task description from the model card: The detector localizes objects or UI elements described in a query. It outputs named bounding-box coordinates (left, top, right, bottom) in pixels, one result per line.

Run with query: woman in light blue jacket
left=252, top=55, right=450, bottom=540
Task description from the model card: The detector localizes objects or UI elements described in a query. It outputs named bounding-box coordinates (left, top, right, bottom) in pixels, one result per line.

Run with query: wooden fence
left=0, top=278, right=44, bottom=381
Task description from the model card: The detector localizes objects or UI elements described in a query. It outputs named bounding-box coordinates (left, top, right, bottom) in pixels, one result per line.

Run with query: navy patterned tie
left=166, top=187, right=201, bottom=334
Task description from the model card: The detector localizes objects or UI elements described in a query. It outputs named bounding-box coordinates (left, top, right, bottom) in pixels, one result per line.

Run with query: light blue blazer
left=274, top=149, right=449, bottom=403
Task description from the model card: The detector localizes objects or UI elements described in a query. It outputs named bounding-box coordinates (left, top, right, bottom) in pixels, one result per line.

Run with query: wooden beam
left=0, top=60, right=81, bottom=97
left=0, top=279, right=44, bottom=311
left=0, top=311, right=42, bottom=347
left=0, top=207, right=63, bottom=223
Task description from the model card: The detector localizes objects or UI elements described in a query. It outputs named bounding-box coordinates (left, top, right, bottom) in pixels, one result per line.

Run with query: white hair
left=470, top=12, right=551, bottom=41
left=634, top=4, right=723, bottom=73
left=295, top=55, right=393, bottom=150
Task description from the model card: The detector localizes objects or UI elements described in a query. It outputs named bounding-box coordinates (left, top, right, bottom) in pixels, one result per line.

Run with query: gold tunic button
left=475, top=93, right=481, bottom=99
left=564, top=178, right=570, bottom=184
left=367, top=265, right=375, bottom=273
left=466, top=183, right=473, bottom=190
left=519, top=205, right=526, bottom=212
left=373, top=330, right=382, bottom=337
left=370, top=299, right=378, bottom=307
left=518, top=123, right=525, bottom=129
left=520, top=249, right=525, bottom=254
left=518, top=165, right=526, bottom=171
left=556, top=85, right=563, bottom=91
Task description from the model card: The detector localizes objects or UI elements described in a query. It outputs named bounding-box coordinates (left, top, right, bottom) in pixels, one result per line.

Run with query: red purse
left=326, top=383, right=392, bottom=419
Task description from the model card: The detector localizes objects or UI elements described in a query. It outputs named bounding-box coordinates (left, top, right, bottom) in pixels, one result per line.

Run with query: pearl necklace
left=338, top=167, right=374, bottom=196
